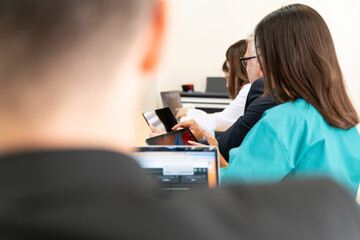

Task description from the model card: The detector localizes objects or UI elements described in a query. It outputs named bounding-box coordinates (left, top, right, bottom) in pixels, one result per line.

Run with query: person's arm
left=204, top=83, right=250, bottom=131
left=183, top=109, right=215, bottom=137
left=175, top=107, right=189, bottom=119
left=217, top=94, right=277, bottom=161
left=172, top=119, right=203, bottom=140
left=185, top=84, right=251, bottom=132
left=149, top=125, right=166, bottom=137
left=187, top=128, right=228, bottom=168
left=221, top=120, right=293, bottom=185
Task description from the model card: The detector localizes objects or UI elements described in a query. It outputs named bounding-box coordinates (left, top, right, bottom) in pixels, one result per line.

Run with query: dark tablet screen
left=142, top=107, right=178, bottom=132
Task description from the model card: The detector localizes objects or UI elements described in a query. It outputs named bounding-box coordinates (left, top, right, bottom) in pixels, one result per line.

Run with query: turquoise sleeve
left=220, top=120, right=294, bottom=185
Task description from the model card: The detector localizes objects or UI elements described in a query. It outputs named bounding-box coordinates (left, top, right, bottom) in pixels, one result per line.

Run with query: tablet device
left=160, top=91, right=183, bottom=116
left=131, top=146, right=220, bottom=191
left=145, top=128, right=198, bottom=145
left=142, top=107, right=178, bottom=132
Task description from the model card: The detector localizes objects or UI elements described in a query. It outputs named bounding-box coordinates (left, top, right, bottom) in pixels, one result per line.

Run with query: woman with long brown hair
left=220, top=4, right=360, bottom=197
left=175, top=39, right=250, bottom=133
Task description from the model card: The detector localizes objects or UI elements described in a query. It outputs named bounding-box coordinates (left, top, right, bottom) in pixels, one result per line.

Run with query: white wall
left=141, top=0, right=360, bottom=113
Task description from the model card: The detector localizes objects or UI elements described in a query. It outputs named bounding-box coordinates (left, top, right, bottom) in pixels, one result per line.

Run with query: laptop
left=131, top=146, right=220, bottom=191
left=160, top=91, right=183, bottom=116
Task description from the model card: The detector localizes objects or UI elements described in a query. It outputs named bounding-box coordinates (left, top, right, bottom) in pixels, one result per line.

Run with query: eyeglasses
left=239, top=56, right=257, bottom=68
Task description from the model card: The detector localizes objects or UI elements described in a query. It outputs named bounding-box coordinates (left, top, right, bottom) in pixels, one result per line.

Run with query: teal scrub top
left=221, top=98, right=360, bottom=197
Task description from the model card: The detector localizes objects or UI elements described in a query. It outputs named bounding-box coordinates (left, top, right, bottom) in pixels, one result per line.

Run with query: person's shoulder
left=248, top=78, right=264, bottom=94
left=234, top=83, right=251, bottom=101
left=263, top=98, right=310, bottom=116
left=261, top=98, right=316, bottom=129
left=245, top=78, right=265, bottom=105
left=0, top=149, right=151, bottom=187
left=251, top=77, right=264, bottom=87
left=242, top=83, right=251, bottom=91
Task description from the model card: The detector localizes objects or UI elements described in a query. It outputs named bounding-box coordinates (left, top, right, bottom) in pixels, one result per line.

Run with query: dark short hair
left=255, top=4, right=358, bottom=129
left=222, top=61, right=229, bottom=73
left=226, top=39, right=249, bottom=99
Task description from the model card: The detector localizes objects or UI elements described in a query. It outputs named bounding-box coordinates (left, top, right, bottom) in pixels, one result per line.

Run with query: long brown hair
left=226, top=39, right=249, bottom=99
left=254, top=4, right=358, bottom=129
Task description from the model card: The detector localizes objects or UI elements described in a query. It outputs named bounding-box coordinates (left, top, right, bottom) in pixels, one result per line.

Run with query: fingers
left=149, top=125, right=166, bottom=137
left=149, top=132, right=161, bottom=138
left=175, top=108, right=188, bottom=119
left=175, top=107, right=183, bottom=119
left=149, top=125, right=162, bottom=133
left=149, top=125, right=156, bottom=132
left=173, top=119, right=198, bottom=130
left=172, top=121, right=191, bottom=130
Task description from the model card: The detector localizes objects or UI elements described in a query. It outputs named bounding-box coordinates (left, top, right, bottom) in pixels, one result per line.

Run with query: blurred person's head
left=222, top=60, right=230, bottom=84
left=241, top=38, right=263, bottom=84
left=226, top=39, right=249, bottom=99
left=254, top=3, right=358, bottom=129
left=0, top=0, right=165, bottom=153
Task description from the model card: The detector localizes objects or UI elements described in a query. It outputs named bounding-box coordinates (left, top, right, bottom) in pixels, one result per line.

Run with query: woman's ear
left=256, top=61, right=264, bottom=78
left=141, top=0, right=166, bottom=73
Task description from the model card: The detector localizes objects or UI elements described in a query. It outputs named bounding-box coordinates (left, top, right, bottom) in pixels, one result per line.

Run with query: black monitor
left=205, top=77, right=228, bottom=94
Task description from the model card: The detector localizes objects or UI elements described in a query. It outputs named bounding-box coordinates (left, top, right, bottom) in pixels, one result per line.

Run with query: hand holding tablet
left=145, top=128, right=198, bottom=146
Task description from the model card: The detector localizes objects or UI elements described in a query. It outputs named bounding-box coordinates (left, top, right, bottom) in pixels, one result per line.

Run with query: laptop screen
left=132, top=146, right=219, bottom=191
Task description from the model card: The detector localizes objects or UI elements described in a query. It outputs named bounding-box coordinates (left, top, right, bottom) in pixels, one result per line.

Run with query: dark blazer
left=217, top=78, right=277, bottom=161
left=0, top=149, right=359, bottom=239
